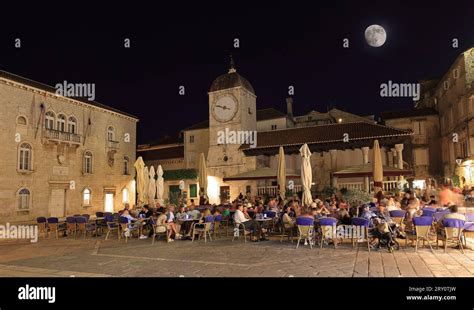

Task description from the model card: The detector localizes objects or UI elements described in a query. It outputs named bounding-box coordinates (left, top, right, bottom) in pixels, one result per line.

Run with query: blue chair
left=95, top=212, right=104, bottom=218
left=296, top=217, right=314, bottom=249
left=66, top=217, right=77, bottom=238
left=422, top=209, right=435, bottom=218
left=36, top=217, right=48, bottom=238
left=319, top=217, right=337, bottom=249
left=463, top=214, right=474, bottom=247
left=213, top=214, right=224, bottom=238
left=438, top=218, right=465, bottom=253
left=351, top=217, right=371, bottom=252
left=47, top=217, right=65, bottom=239
left=81, top=214, right=91, bottom=221
left=119, top=216, right=138, bottom=243
left=433, top=211, right=450, bottom=222
left=104, top=214, right=120, bottom=240
left=192, top=215, right=214, bottom=243
left=406, top=216, right=434, bottom=252
left=389, top=210, right=407, bottom=225
left=76, top=216, right=96, bottom=239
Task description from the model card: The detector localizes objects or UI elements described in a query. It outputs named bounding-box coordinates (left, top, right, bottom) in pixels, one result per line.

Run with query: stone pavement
left=1, top=235, right=474, bottom=277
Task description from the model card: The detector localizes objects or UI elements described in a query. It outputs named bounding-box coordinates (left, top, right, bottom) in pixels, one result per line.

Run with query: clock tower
left=207, top=57, right=257, bottom=179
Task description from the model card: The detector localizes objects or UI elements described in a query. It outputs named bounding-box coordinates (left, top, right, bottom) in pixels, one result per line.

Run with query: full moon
left=365, top=24, right=386, bottom=47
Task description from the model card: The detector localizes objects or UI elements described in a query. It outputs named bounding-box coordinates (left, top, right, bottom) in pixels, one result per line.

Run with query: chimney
left=286, top=97, right=293, bottom=118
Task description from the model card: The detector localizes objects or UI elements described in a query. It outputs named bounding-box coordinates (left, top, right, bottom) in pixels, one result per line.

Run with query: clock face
left=212, top=96, right=238, bottom=122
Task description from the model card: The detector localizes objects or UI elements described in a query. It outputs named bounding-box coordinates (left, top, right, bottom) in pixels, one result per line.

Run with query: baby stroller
left=371, top=215, right=401, bottom=253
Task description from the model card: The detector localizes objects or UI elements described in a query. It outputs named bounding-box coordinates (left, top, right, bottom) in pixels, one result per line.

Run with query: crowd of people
left=116, top=184, right=472, bottom=247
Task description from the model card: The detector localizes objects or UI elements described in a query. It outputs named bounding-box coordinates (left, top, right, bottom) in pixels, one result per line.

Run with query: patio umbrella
left=372, top=139, right=383, bottom=193
left=300, top=143, right=313, bottom=207
left=148, top=165, right=156, bottom=206
left=133, top=157, right=146, bottom=205
left=198, top=153, right=208, bottom=198
left=156, top=165, right=164, bottom=205
left=277, top=146, right=286, bottom=200
left=143, top=166, right=149, bottom=205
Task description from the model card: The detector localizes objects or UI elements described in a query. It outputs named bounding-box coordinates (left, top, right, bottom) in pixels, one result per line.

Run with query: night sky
left=1, top=1, right=473, bottom=144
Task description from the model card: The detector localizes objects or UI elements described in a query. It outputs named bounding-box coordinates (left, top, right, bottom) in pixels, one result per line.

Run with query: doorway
left=50, top=189, right=66, bottom=217
left=105, top=193, right=114, bottom=212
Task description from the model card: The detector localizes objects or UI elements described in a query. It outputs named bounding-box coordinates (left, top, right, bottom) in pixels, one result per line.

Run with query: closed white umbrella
left=156, top=165, right=164, bottom=205
left=373, top=139, right=383, bottom=193
left=134, top=157, right=146, bottom=205
left=148, top=166, right=156, bottom=206
left=300, top=143, right=313, bottom=207
left=198, top=153, right=208, bottom=199
left=277, top=146, right=286, bottom=201
left=143, top=166, right=149, bottom=205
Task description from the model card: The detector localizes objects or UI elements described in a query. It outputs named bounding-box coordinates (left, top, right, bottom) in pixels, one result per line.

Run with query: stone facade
left=0, top=72, right=138, bottom=223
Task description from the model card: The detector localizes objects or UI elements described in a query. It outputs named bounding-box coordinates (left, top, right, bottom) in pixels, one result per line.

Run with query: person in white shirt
left=165, top=204, right=182, bottom=242
left=234, top=204, right=268, bottom=242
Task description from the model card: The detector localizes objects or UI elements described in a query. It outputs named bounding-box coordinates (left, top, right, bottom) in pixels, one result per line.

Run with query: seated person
left=338, top=208, right=352, bottom=225
left=282, top=207, right=296, bottom=229
left=315, top=201, right=330, bottom=218
left=165, top=204, right=182, bottom=242
left=120, top=210, right=142, bottom=237
left=234, top=204, right=268, bottom=242
left=187, top=205, right=202, bottom=220
left=138, top=205, right=154, bottom=238
left=437, top=205, right=466, bottom=233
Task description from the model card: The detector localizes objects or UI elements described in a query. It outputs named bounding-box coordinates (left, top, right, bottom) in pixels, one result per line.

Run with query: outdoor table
left=256, top=217, right=273, bottom=231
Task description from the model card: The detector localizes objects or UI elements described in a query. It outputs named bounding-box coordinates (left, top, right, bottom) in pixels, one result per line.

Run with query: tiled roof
left=256, top=108, right=287, bottom=121
left=379, top=108, right=438, bottom=120
left=0, top=70, right=139, bottom=119
left=137, top=145, right=184, bottom=161
left=241, top=121, right=412, bottom=151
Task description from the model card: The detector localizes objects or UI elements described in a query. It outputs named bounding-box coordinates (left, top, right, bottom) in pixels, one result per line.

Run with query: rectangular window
left=444, top=81, right=449, bottom=90
left=189, top=184, right=197, bottom=198
left=189, top=135, right=195, bottom=144
left=412, top=121, right=425, bottom=136
left=246, top=185, right=251, bottom=194
left=271, top=125, right=277, bottom=130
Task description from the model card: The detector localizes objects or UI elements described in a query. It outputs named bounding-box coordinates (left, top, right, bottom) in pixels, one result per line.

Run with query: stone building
left=0, top=71, right=138, bottom=223
left=138, top=62, right=413, bottom=204
left=380, top=47, right=474, bottom=188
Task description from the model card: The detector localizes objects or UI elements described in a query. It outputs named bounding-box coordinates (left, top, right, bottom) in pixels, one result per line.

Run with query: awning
left=333, top=163, right=413, bottom=178
left=223, top=167, right=300, bottom=182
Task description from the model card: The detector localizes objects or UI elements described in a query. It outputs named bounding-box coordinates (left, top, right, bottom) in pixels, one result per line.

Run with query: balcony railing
left=44, top=129, right=81, bottom=145
left=257, top=185, right=302, bottom=197
left=338, top=180, right=400, bottom=193
left=107, top=140, right=120, bottom=149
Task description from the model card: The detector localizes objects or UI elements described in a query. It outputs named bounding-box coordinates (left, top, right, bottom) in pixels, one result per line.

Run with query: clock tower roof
left=209, top=58, right=255, bottom=95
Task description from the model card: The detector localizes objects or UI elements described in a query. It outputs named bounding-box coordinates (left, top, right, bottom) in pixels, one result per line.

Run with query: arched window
left=83, top=188, right=91, bottom=206
left=57, top=114, right=66, bottom=132
left=18, top=188, right=31, bottom=210
left=107, top=126, right=115, bottom=141
left=122, top=188, right=129, bottom=204
left=123, top=156, right=130, bottom=175
left=45, top=111, right=55, bottom=130
left=68, top=116, right=77, bottom=133
left=83, top=151, right=92, bottom=174
left=17, top=115, right=27, bottom=125
left=18, top=143, right=32, bottom=171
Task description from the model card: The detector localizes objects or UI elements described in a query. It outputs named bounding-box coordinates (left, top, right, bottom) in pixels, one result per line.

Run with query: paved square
left=2, top=234, right=474, bottom=277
